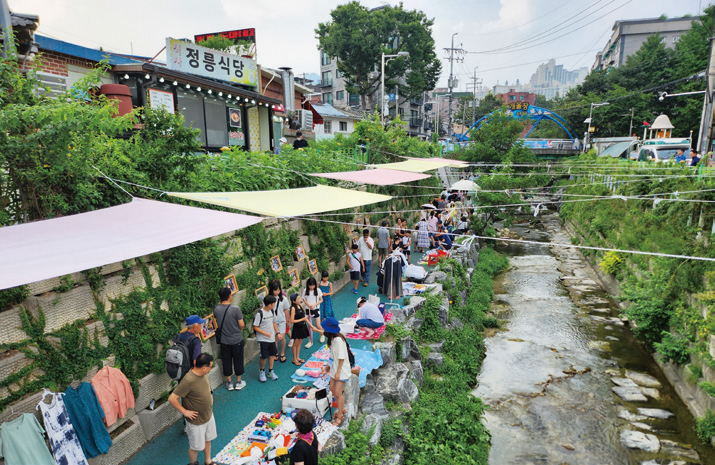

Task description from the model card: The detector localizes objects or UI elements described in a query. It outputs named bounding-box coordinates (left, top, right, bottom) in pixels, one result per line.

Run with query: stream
left=473, top=211, right=714, bottom=465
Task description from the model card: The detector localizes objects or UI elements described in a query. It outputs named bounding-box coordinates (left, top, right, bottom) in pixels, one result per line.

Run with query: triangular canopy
left=0, top=198, right=262, bottom=290
left=406, top=156, right=468, bottom=165
left=312, top=168, right=431, bottom=185
left=169, top=185, right=392, bottom=217
left=372, top=159, right=465, bottom=172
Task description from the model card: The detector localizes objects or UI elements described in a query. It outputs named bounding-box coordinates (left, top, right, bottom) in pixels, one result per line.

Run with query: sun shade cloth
left=0, top=198, right=262, bottom=290
left=311, top=168, right=431, bottom=185
left=169, top=185, right=392, bottom=217
left=372, top=159, right=465, bottom=172
left=406, top=156, right=468, bottom=165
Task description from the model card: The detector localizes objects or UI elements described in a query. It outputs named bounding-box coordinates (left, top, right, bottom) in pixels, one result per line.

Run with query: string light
left=145, top=74, right=150, bottom=79
left=196, top=87, right=202, bottom=92
left=173, top=81, right=178, bottom=86
left=159, top=77, right=165, bottom=83
left=186, top=84, right=190, bottom=89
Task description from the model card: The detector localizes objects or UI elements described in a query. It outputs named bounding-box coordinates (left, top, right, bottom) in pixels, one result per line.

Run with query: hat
left=279, top=137, right=288, bottom=144
left=295, top=369, right=306, bottom=377
left=356, top=296, right=367, bottom=308
left=321, top=317, right=341, bottom=334
left=186, top=315, right=206, bottom=326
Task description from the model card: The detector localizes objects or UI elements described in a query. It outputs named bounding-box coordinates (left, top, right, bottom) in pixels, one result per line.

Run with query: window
left=323, top=92, right=333, bottom=105
left=339, top=121, right=348, bottom=131
left=336, top=69, right=343, bottom=79
left=519, top=95, right=525, bottom=100
left=321, top=51, right=331, bottom=66
left=204, top=98, right=228, bottom=147
left=509, top=95, right=517, bottom=101
left=177, top=89, right=207, bottom=145
left=321, top=71, right=332, bottom=86
left=336, top=90, right=345, bottom=100
left=673, top=36, right=680, bottom=43
left=324, top=121, right=332, bottom=134
left=398, top=107, right=404, bottom=117
left=349, top=93, right=360, bottom=106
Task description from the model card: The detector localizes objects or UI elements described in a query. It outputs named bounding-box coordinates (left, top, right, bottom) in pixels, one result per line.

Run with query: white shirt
left=357, top=236, right=374, bottom=260
left=329, top=337, right=353, bottom=381
left=348, top=251, right=363, bottom=272
left=303, top=289, right=323, bottom=309
left=358, top=302, right=384, bottom=324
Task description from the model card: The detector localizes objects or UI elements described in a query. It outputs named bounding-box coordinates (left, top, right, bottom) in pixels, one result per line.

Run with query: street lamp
left=381, top=51, right=410, bottom=125
left=584, top=102, right=609, bottom=152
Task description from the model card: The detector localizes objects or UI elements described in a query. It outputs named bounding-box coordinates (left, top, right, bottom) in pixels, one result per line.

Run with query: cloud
left=482, top=0, right=536, bottom=34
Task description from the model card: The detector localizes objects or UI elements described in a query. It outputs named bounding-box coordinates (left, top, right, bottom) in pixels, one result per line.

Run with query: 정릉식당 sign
left=166, top=38, right=258, bottom=87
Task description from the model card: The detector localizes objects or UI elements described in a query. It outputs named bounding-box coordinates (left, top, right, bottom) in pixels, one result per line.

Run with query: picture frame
left=356, top=218, right=363, bottom=227
left=295, top=245, right=306, bottom=262
left=343, top=224, right=352, bottom=236
left=270, top=255, right=282, bottom=272
left=255, top=286, right=268, bottom=300
left=364, top=216, right=371, bottom=226
left=201, top=314, right=218, bottom=341
left=288, top=268, right=300, bottom=287
left=224, top=274, right=238, bottom=295
left=308, top=259, right=318, bottom=275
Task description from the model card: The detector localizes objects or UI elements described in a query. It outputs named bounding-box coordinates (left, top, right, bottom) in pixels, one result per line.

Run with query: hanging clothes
left=63, top=382, right=112, bottom=458
left=0, top=413, right=56, bottom=465
left=36, top=390, right=89, bottom=465
left=382, top=251, right=407, bottom=300
left=90, top=366, right=135, bottom=427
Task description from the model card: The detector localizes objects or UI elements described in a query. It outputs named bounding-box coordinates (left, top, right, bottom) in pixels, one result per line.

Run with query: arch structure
left=456, top=103, right=577, bottom=142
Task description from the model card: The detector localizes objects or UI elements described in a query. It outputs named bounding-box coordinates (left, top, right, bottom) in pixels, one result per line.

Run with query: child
left=321, top=317, right=359, bottom=426
left=268, top=279, right=290, bottom=363
left=401, top=219, right=411, bottom=262
left=319, top=271, right=335, bottom=320
left=289, top=293, right=321, bottom=366
left=253, top=295, right=283, bottom=382
left=303, top=277, right=324, bottom=347
left=347, top=243, right=365, bottom=295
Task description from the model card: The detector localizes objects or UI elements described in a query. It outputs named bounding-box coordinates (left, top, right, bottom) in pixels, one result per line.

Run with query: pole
left=381, top=52, right=386, bottom=125
left=585, top=104, right=594, bottom=153
left=472, top=67, right=478, bottom=126
left=447, top=33, right=457, bottom=140
left=697, top=36, right=715, bottom=153
left=629, top=108, right=634, bottom=137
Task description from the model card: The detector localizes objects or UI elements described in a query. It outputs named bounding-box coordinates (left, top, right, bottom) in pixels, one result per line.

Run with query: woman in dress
left=319, top=271, right=335, bottom=320
left=416, top=214, right=430, bottom=253
left=289, top=293, right=321, bottom=365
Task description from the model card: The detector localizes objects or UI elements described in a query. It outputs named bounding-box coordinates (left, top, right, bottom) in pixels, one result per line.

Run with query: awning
left=373, top=159, right=465, bottom=173
left=598, top=141, right=632, bottom=158
left=312, top=168, right=431, bottom=186
left=0, top=198, right=262, bottom=290
left=169, top=185, right=392, bottom=217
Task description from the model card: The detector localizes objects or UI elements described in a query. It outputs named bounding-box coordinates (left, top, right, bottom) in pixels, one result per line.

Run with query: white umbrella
left=421, top=203, right=437, bottom=209
left=450, top=179, right=480, bottom=191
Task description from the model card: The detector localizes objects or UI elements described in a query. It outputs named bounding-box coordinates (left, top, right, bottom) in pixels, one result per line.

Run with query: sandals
left=292, top=361, right=302, bottom=366
left=279, top=355, right=287, bottom=363
left=332, top=414, right=344, bottom=426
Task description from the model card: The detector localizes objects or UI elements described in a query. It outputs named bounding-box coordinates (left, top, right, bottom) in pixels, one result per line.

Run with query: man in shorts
left=253, top=295, right=283, bottom=382
left=377, top=221, right=390, bottom=266
left=347, top=243, right=365, bottom=295
left=169, top=353, right=217, bottom=465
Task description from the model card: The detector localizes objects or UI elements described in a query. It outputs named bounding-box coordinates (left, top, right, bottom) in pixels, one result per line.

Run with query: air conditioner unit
left=296, top=109, right=313, bottom=131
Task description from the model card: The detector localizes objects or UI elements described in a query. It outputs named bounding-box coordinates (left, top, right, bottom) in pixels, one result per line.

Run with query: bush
left=695, top=409, right=715, bottom=444
left=654, top=332, right=690, bottom=364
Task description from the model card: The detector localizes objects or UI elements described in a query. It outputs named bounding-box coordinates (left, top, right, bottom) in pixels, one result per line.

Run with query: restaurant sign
left=166, top=38, right=258, bottom=87
left=195, top=28, right=256, bottom=44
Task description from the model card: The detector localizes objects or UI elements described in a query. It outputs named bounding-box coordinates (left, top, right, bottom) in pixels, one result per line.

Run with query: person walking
left=293, top=131, right=309, bottom=150
left=347, top=243, right=365, bottom=295
left=253, top=295, right=283, bottom=382
left=269, top=280, right=290, bottom=363
left=376, top=221, right=390, bottom=266
left=401, top=219, right=411, bottom=262
left=213, top=288, right=246, bottom=392
left=169, top=354, right=217, bottom=465
left=357, top=229, right=374, bottom=287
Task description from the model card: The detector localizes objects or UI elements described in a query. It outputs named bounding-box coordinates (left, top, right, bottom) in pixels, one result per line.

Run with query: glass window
left=673, top=36, right=680, bottom=43
left=321, top=51, right=331, bottom=66
left=204, top=97, right=228, bottom=147
left=349, top=93, right=360, bottom=106
left=321, top=71, right=332, bottom=86
left=339, top=121, right=347, bottom=131
left=177, top=89, right=206, bottom=145
left=519, top=95, right=525, bottom=100
left=510, top=95, right=517, bottom=101
left=336, top=91, right=345, bottom=100
left=336, top=69, right=343, bottom=79
left=324, top=121, right=332, bottom=134
left=323, top=92, right=333, bottom=105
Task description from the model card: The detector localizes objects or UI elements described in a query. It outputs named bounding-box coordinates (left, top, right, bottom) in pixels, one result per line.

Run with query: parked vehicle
left=628, top=138, right=691, bottom=163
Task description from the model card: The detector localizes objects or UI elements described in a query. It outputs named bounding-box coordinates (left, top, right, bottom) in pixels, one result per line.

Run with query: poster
left=148, top=88, right=175, bottom=113
left=308, top=259, right=318, bottom=274
left=289, top=268, right=300, bottom=287
left=295, top=245, right=306, bottom=261
left=229, top=108, right=242, bottom=128
left=270, top=255, right=282, bottom=272
left=224, top=275, right=238, bottom=295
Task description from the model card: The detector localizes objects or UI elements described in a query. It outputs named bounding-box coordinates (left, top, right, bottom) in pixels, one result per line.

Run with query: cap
left=321, top=317, right=340, bottom=334
left=356, top=296, right=367, bottom=307
left=279, top=137, right=288, bottom=144
left=185, top=315, right=206, bottom=326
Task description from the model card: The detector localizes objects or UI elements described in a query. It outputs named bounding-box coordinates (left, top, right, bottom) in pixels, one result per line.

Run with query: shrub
left=695, top=409, right=715, bottom=444
left=654, top=332, right=690, bottom=364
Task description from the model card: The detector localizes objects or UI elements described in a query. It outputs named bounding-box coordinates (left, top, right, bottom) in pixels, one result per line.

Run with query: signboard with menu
left=166, top=38, right=258, bottom=87
left=195, top=28, right=256, bottom=44
left=147, top=88, right=175, bottom=113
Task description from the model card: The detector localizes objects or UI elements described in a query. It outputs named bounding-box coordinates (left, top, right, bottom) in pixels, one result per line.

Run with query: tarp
left=0, top=198, right=262, bottom=290
left=312, top=168, right=431, bottom=185
left=169, top=185, right=392, bottom=217
left=373, top=159, right=465, bottom=172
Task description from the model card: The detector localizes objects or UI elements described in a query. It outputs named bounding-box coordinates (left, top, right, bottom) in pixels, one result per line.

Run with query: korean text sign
left=166, top=38, right=258, bottom=87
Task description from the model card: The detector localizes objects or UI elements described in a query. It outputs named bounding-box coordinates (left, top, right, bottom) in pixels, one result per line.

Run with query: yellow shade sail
left=169, top=185, right=392, bottom=217
left=372, top=159, right=465, bottom=173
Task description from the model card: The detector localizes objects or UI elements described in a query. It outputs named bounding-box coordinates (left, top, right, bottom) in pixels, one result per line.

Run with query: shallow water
left=474, top=215, right=713, bottom=465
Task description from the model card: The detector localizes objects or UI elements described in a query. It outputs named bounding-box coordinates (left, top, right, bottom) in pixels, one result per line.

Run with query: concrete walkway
left=126, top=255, right=415, bottom=465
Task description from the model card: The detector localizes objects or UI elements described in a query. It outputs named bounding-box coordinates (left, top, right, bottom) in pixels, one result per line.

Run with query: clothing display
left=36, top=390, right=89, bottom=465
left=90, top=366, right=135, bottom=427
left=319, top=283, right=335, bottom=320
left=382, top=252, right=407, bottom=299
left=0, top=413, right=56, bottom=465
left=63, top=382, right=112, bottom=458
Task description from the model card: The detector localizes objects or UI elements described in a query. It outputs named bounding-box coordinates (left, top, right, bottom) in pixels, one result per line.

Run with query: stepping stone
left=640, top=387, right=660, bottom=400
left=612, top=378, right=639, bottom=388
left=626, top=371, right=662, bottom=388
left=606, top=336, right=619, bottom=341
left=637, top=408, right=674, bottom=420
left=618, top=410, right=647, bottom=422
left=640, top=460, right=697, bottom=465
left=631, top=422, right=653, bottom=432
left=613, top=386, right=648, bottom=402
left=659, top=439, right=700, bottom=462
left=620, top=430, right=660, bottom=452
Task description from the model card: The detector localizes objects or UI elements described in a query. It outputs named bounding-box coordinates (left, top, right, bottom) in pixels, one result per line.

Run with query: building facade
left=592, top=16, right=699, bottom=71
left=311, top=103, right=360, bottom=140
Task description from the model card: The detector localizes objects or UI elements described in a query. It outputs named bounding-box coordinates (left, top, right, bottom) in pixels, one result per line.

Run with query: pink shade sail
left=0, top=198, right=262, bottom=290
left=312, top=168, right=431, bottom=186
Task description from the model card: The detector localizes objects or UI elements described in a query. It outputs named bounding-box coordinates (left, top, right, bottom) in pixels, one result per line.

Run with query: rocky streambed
left=474, top=211, right=713, bottom=465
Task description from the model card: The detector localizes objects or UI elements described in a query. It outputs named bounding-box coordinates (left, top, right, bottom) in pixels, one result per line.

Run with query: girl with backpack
left=320, top=317, right=360, bottom=426
left=302, top=277, right=324, bottom=347
left=268, top=280, right=290, bottom=363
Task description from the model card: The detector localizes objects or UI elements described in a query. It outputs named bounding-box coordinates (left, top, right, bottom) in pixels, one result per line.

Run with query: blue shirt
left=675, top=153, right=687, bottom=163
left=63, top=383, right=112, bottom=458
left=691, top=156, right=701, bottom=166
left=177, top=331, right=202, bottom=363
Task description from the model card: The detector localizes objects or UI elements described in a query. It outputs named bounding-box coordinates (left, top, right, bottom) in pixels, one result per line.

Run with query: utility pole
left=697, top=36, right=715, bottom=153
left=444, top=33, right=464, bottom=141
left=470, top=66, right=480, bottom=127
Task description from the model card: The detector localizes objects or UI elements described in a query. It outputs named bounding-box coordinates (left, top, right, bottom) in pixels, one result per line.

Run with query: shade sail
left=312, top=168, right=431, bottom=186
left=406, top=156, right=469, bottom=165
left=169, top=185, right=392, bottom=217
left=372, top=159, right=464, bottom=173
left=0, top=198, right=262, bottom=290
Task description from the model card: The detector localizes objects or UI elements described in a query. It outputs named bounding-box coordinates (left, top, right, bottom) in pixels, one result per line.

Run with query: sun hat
left=321, top=317, right=341, bottom=334
left=186, top=315, right=206, bottom=326
left=295, top=369, right=306, bottom=377
left=279, top=137, right=288, bottom=144
left=356, top=296, right=367, bottom=308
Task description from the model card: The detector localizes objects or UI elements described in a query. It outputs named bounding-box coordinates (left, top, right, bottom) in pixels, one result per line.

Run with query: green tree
left=316, top=1, right=441, bottom=108
left=474, top=93, right=503, bottom=121
left=461, top=109, right=534, bottom=164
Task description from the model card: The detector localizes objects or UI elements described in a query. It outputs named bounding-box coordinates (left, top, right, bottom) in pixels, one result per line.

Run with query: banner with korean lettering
left=166, top=38, right=258, bottom=87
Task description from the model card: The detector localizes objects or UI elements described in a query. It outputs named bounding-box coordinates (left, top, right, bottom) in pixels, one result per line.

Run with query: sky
left=12, top=0, right=706, bottom=91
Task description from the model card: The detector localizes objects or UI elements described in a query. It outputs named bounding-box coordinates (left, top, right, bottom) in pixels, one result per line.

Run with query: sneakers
left=259, top=370, right=267, bottom=383
left=319, top=335, right=326, bottom=343
left=234, top=380, right=247, bottom=390
left=224, top=380, right=234, bottom=391
left=305, top=341, right=313, bottom=349
left=352, top=289, right=358, bottom=294
left=268, top=370, right=279, bottom=381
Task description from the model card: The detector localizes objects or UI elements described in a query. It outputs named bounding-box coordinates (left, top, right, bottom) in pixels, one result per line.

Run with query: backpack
left=252, top=307, right=276, bottom=336
left=165, top=333, right=198, bottom=381
left=346, top=338, right=356, bottom=368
